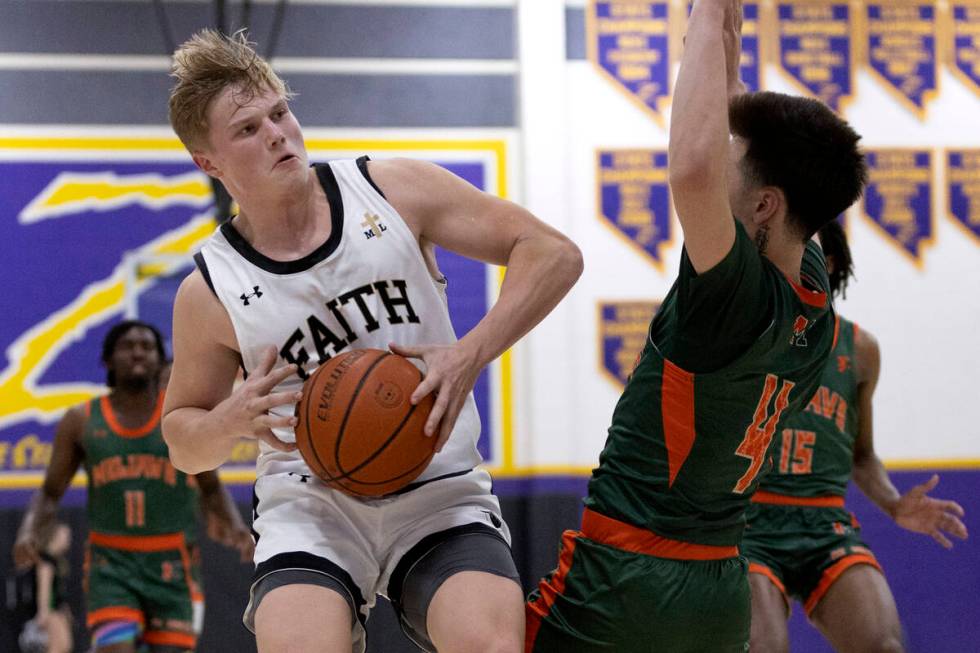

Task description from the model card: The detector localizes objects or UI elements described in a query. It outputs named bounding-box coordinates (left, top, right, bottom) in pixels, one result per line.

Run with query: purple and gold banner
left=776, top=1, right=854, bottom=112
left=865, top=2, right=938, bottom=118
left=948, top=2, right=980, bottom=100
left=588, top=0, right=672, bottom=125
left=741, top=2, right=763, bottom=93
left=947, top=149, right=980, bottom=245
left=597, top=149, right=673, bottom=269
left=863, top=149, right=934, bottom=266
left=599, top=301, right=660, bottom=388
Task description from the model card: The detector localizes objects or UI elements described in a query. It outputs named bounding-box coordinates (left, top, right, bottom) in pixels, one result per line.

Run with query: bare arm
left=851, top=328, right=967, bottom=548
left=162, top=271, right=299, bottom=474
left=196, top=470, right=254, bottom=562
left=368, top=158, right=583, bottom=448
left=669, top=0, right=740, bottom=273
left=850, top=329, right=900, bottom=513
left=13, top=406, right=84, bottom=569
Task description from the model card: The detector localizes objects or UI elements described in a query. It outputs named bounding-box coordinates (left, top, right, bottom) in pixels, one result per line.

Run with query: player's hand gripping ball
left=294, top=349, right=436, bottom=497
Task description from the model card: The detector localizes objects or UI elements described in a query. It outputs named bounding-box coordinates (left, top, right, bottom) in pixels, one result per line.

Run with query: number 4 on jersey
left=733, top=374, right=795, bottom=494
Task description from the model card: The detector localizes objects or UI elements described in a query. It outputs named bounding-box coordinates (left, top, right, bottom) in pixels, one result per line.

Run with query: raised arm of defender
left=370, top=158, right=583, bottom=450
left=669, top=0, right=743, bottom=273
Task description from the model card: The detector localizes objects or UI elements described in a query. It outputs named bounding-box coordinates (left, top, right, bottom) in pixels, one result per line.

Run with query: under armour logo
left=240, top=286, right=263, bottom=306
left=361, top=212, right=387, bottom=240
left=837, top=355, right=851, bottom=373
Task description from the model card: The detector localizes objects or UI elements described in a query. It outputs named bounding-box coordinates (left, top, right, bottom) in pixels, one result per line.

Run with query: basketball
left=294, top=348, right=437, bottom=497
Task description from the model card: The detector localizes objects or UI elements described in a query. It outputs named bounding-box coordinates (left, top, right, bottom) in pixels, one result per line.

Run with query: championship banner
left=862, top=149, right=934, bottom=266
left=865, top=1, right=938, bottom=118
left=948, top=2, right=980, bottom=100
left=597, top=149, right=673, bottom=270
left=684, top=1, right=762, bottom=92
left=588, top=0, right=672, bottom=125
left=741, top=1, right=764, bottom=93
left=599, top=301, right=660, bottom=388
left=947, top=149, right=980, bottom=245
left=775, top=1, right=855, bottom=112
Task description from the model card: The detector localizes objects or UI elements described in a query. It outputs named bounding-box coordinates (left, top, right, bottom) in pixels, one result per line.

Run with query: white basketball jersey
left=195, top=158, right=483, bottom=482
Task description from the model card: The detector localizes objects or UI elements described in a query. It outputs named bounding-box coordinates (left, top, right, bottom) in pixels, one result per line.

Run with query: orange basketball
left=294, top=348, right=436, bottom=497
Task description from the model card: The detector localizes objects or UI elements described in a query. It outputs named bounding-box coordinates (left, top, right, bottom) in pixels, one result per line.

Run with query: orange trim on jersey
left=525, top=529, right=579, bottom=653
left=100, top=391, right=164, bottom=438
left=83, top=400, right=92, bottom=419
left=177, top=541, right=204, bottom=604
left=661, top=359, right=696, bottom=487
left=751, top=490, right=845, bottom=508
left=87, top=606, right=145, bottom=628
left=582, top=508, right=738, bottom=560
left=804, top=553, right=882, bottom=616
left=143, top=630, right=197, bottom=649
left=90, top=530, right=185, bottom=552
left=785, top=273, right=828, bottom=308
left=832, top=315, right=841, bottom=350
left=853, top=321, right=860, bottom=342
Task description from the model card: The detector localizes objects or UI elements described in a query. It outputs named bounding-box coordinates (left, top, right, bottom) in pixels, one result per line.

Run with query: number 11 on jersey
left=124, top=490, right=146, bottom=527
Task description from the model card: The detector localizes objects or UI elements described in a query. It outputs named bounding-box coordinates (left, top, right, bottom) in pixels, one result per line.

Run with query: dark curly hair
left=817, top=219, right=855, bottom=299
left=729, top=92, right=867, bottom=239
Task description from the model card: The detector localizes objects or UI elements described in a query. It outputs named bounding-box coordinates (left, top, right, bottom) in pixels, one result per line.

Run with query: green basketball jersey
left=81, top=394, right=198, bottom=538
left=586, top=224, right=835, bottom=547
left=757, top=316, right=858, bottom=497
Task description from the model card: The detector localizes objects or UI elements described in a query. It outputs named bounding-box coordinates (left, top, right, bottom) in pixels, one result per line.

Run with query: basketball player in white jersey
left=161, top=30, right=583, bottom=653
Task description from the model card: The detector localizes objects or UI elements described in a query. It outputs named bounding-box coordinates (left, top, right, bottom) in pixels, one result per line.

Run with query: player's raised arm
left=13, top=406, right=85, bottom=569
left=367, top=157, right=583, bottom=449
left=668, top=0, right=741, bottom=273
left=162, top=271, right=299, bottom=474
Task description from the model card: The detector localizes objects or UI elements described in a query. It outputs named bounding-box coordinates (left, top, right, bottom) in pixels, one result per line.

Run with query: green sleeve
left=658, top=221, right=774, bottom=372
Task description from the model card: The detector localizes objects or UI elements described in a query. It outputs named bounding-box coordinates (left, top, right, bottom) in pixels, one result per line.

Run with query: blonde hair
left=168, top=29, right=293, bottom=150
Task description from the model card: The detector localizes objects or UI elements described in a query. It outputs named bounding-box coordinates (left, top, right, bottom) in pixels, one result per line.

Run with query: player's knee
left=750, top=630, right=789, bottom=653
left=439, top=624, right=522, bottom=653
left=428, top=580, right=523, bottom=653
left=748, top=609, right=789, bottom=653
left=254, top=583, right=354, bottom=653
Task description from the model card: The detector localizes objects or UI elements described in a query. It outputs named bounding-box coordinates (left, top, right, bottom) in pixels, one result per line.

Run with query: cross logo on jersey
left=361, top=212, right=388, bottom=240
left=789, top=315, right=809, bottom=347
left=240, top=286, right=263, bottom=306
